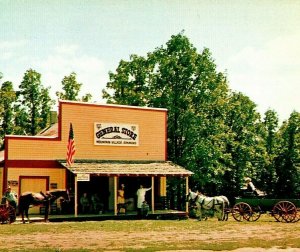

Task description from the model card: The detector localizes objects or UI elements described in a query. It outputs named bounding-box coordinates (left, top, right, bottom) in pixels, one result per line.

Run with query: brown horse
left=18, top=189, right=70, bottom=223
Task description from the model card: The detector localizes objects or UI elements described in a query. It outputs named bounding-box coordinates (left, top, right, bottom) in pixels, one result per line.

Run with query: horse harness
left=198, top=195, right=223, bottom=209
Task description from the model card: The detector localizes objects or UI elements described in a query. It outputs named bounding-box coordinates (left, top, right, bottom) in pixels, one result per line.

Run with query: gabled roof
left=59, top=160, right=193, bottom=176
left=37, top=123, right=58, bottom=137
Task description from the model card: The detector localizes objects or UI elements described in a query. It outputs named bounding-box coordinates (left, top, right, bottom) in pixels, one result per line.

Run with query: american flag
left=66, top=123, right=75, bottom=167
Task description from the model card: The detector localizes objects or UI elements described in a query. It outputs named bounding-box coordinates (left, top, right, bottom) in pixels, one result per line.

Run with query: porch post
left=185, top=176, right=189, bottom=213
left=114, top=176, right=118, bottom=215
left=151, top=176, right=154, bottom=213
left=74, top=174, right=78, bottom=217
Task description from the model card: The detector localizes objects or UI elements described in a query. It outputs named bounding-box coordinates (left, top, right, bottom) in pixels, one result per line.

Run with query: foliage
left=40, top=87, right=55, bottom=130
left=0, top=80, right=16, bottom=149
left=56, top=72, right=92, bottom=102
left=275, top=111, right=300, bottom=197
left=260, top=109, right=280, bottom=194
left=102, top=32, right=299, bottom=201
left=0, top=69, right=92, bottom=146
left=18, top=69, right=54, bottom=135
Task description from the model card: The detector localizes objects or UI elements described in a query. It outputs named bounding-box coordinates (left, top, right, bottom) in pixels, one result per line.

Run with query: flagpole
left=66, top=123, right=77, bottom=217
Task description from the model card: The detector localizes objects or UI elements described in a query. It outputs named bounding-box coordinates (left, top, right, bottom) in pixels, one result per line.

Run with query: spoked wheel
left=0, top=205, right=8, bottom=223
left=0, top=205, right=16, bottom=224
left=223, top=207, right=231, bottom=221
left=291, top=208, right=300, bottom=223
left=232, top=202, right=252, bottom=222
left=272, top=201, right=297, bottom=223
left=247, top=205, right=261, bottom=222
left=7, top=205, right=16, bottom=223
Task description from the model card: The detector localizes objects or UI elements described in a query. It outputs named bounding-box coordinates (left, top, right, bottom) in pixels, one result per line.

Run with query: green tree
left=18, top=69, right=54, bottom=135
left=0, top=80, right=16, bottom=149
left=222, top=92, right=267, bottom=197
left=56, top=72, right=92, bottom=102
left=13, top=103, right=28, bottom=135
left=103, top=33, right=233, bottom=199
left=103, top=55, right=151, bottom=106
left=261, top=109, right=280, bottom=194
left=275, top=111, right=300, bottom=197
left=103, top=32, right=294, bottom=201
left=40, top=87, right=55, bottom=129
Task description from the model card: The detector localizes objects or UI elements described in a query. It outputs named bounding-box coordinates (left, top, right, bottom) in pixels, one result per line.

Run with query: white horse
left=186, top=189, right=230, bottom=221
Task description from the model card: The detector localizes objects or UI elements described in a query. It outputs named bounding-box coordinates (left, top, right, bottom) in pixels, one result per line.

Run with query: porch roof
left=59, top=160, right=193, bottom=176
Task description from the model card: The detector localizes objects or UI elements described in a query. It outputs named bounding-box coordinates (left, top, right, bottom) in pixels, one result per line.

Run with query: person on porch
left=117, top=184, right=126, bottom=214
left=80, top=192, right=90, bottom=214
left=136, top=185, right=151, bottom=217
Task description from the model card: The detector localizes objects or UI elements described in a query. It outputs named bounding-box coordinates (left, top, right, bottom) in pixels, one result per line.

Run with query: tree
left=222, top=92, right=267, bottom=198
left=103, top=55, right=151, bottom=106
left=13, top=103, right=28, bottom=135
left=40, top=87, right=55, bottom=129
left=261, top=109, right=280, bottom=194
left=18, top=69, right=54, bottom=135
left=102, top=32, right=299, bottom=200
left=103, top=32, right=233, bottom=202
left=275, top=111, right=300, bottom=197
left=56, top=72, right=92, bottom=102
left=0, top=80, right=16, bottom=149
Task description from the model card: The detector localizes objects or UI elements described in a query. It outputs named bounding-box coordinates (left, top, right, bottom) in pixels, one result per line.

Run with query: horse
left=18, top=189, right=70, bottom=223
left=186, top=189, right=230, bottom=221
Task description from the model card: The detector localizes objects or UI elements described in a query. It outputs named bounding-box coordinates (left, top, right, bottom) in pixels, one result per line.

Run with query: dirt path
left=0, top=220, right=299, bottom=251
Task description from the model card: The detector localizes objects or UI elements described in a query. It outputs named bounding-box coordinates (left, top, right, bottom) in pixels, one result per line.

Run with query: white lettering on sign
left=94, top=123, right=139, bottom=146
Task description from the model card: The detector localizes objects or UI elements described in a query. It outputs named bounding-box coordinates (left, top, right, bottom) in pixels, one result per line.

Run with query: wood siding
left=6, top=102, right=167, bottom=161
left=8, top=168, right=66, bottom=194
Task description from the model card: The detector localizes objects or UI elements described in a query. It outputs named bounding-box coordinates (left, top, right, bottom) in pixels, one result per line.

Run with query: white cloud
left=1, top=43, right=109, bottom=108
left=54, top=44, right=80, bottom=55
left=226, top=33, right=300, bottom=122
left=30, top=45, right=108, bottom=103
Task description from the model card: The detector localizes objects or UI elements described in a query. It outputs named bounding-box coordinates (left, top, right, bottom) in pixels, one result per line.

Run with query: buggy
left=230, top=190, right=300, bottom=223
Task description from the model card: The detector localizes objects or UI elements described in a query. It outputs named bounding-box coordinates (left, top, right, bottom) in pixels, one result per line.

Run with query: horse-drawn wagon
left=230, top=192, right=300, bottom=223
left=0, top=197, right=16, bottom=224
left=187, top=189, right=299, bottom=223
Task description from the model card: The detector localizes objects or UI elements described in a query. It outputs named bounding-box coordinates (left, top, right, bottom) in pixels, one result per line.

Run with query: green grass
left=0, top=215, right=299, bottom=251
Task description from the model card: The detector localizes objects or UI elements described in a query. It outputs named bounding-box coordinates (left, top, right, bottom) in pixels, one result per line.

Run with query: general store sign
left=94, top=123, right=139, bottom=146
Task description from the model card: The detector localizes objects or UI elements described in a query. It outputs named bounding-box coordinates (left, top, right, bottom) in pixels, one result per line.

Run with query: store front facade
left=1, top=100, right=192, bottom=216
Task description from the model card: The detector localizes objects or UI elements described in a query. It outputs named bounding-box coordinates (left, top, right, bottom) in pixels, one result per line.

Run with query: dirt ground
left=1, top=220, right=300, bottom=252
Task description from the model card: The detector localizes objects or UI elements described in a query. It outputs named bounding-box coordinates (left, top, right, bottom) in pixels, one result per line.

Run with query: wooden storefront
left=1, top=100, right=192, bottom=216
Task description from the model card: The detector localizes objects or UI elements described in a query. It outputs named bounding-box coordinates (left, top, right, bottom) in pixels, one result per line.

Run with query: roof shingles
left=59, top=160, right=193, bottom=176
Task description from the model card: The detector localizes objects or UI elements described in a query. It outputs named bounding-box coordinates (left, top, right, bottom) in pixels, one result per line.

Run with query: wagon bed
left=231, top=195, right=300, bottom=223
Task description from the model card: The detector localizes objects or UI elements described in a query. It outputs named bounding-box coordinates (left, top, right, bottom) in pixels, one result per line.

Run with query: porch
left=59, top=160, right=193, bottom=217
left=15, top=209, right=188, bottom=223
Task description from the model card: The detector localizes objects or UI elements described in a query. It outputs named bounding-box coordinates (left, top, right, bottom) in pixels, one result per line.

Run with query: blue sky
left=1, top=0, right=299, bottom=123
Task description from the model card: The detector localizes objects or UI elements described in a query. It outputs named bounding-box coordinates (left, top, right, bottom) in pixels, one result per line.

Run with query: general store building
left=0, top=100, right=192, bottom=216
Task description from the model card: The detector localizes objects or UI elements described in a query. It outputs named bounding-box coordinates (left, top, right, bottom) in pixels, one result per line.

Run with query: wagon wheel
left=232, top=202, right=252, bottom=222
left=247, top=205, right=261, bottom=222
left=0, top=205, right=9, bottom=223
left=7, top=205, right=16, bottom=223
left=0, top=205, right=16, bottom=224
left=272, top=201, right=297, bottom=223
left=291, top=208, right=300, bottom=223
left=223, top=207, right=231, bottom=221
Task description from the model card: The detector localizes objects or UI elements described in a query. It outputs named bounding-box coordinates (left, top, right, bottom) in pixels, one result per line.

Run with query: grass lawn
left=0, top=215, right=299, bottom=251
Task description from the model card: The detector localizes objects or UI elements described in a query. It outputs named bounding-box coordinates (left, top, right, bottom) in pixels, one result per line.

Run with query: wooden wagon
left=230, top=193, right=300, bottom=223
